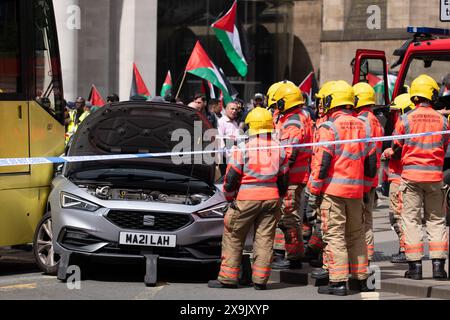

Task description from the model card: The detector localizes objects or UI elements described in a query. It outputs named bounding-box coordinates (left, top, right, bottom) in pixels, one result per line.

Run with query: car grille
left=106, top=210, right=193, bottom=231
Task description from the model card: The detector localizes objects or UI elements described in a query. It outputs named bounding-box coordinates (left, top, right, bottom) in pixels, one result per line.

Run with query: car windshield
left=399, top=54, right=450, bottom=103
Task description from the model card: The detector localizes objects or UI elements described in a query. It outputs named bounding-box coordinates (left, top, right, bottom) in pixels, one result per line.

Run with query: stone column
left=134, top=0, right=158, bottom=97
left=118, top=0, right=158, bottom=100
left=53, top=0, right=80, bottom=101
left=118, top=0, right=136, bottom=100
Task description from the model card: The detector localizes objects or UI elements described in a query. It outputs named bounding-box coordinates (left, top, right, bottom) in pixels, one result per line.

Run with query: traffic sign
left=441, top=0, right=450, bottom=21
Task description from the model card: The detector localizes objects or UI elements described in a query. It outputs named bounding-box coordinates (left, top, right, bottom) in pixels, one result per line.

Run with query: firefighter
left=353, top=82, right=384, bottom=262
left=306, top=80, right=377, bottom=295
left=266, top=81, right=311, bottom=270
left=382, top=94, right=415, bottom=264
left=306, top=81, right=335, bottom=271
left=208, top=107, right=289, bottom=290
left=393, top=74, right=449, bottom=280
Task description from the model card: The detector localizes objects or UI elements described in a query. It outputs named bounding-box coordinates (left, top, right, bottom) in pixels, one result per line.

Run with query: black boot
left=254, top=283, right=267, bottom=290
left=404, top=261, right=422, bottom=280
left=207, top=280, right=238, bottom=289
left=271, top=255, right=302, bottom=270
left=390, top=251, right=407, bottom=264
left=358, top=279, right=375, bottom=292
left=311, top=268, right=329, bottom=280
left=432, top=259, right=448, bottom=280
left=318, top=281, right=347, bottom=296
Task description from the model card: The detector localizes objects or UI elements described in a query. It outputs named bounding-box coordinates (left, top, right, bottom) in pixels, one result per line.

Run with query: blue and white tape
left=1, top=130, right=450, bottom=168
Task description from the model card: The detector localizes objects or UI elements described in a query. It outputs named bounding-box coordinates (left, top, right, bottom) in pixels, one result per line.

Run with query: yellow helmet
left=315, top=81, right=336, bottom=106
left=353, top=82, right=376, bottom=108
left=267, top=80, right=304, bottom=112
left=245, top=107, right=274, bottom=136
left=390, top=93, right=415, bottom=115
left=410, top=74, right=439, bottom=102
left=323, top=80, right=355, bottom=113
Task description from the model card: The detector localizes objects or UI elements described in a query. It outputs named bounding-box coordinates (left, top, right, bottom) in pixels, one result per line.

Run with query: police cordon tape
left=1, top=130, right=450, bottom=167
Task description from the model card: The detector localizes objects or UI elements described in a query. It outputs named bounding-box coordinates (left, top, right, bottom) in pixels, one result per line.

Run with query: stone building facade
left=54, top=0, right=449, bottom=102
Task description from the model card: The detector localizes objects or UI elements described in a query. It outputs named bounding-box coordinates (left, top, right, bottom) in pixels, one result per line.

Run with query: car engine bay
left=80, top=184, right=210, bottom=205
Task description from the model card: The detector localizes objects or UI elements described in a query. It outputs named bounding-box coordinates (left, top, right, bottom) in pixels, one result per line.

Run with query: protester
left=217, top=101, right=241, bottom=175
left=190, top=93, right=218, bottom=128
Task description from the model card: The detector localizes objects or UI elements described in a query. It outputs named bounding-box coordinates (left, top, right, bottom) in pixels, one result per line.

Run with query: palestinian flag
left=201, top=80, right=217, bottom=99
left=211, top=1, right=248, bottom=77
left=185, top=41, right=238, bottom=105
left=130, top=63, right=151, bottom=100
left=367, top=73, right=397, bottom=101
left=299, top=72, right=315, bottom=105
left=88, top=85, right=105, bottom=107
left=160, top=70, right=172, bottom=98
left=207, top=81, right=216, bottom=99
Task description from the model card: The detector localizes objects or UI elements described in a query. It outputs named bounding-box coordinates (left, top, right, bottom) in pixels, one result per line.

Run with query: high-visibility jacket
left=394, top=103, right=449, bottom=182
left=308, top=109, right=377, bottom=199
left=357, top=107, right=384, bottom=188
left=223, top=135, right=290, bottom=201
left=78, top=110, right=90, bottom=123
left=313, top=115, right=329, bottom=143
left=274, top=107, right=309, bottom=185
left=66, top=109, right=89, bottom=144
left=387, top=158, right=402, bottom=184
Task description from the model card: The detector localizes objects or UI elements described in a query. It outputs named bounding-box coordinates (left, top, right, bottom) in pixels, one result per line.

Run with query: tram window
left=34, top=0, right=63, bottom=120
left=0, top=0, right=21, bottom=95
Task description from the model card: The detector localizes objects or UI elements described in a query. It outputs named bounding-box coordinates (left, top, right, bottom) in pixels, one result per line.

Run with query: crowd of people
left=207, top=75, right=449, bottom=296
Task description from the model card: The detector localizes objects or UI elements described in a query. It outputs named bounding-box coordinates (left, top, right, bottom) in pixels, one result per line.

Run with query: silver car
left=40, top=102, right=229, bottom=285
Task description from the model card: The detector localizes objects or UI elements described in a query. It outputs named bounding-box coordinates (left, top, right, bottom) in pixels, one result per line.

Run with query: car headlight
left=196, top=204, right=227, bottom=218
left=60, top=193, right=100, bottom=212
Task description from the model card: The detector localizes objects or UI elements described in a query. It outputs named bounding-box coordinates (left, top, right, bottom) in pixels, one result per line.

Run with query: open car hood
left=64, top=101, right=216, bottom=185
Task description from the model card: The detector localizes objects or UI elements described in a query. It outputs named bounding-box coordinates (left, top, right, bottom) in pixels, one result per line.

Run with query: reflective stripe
left=389, top=173, right=401, bottom=179
left=403, top=165, right=443, bottom=172
left=243, top=167, right=279, bottom=180
left=325, top=177, right=367, bottom=186
left=281, top=138, right=300, bottom=146
left=284, top=119, right=303, bottom=129
left=404, top=243, right=424, bottom=248
left=429, top=247, right=448, bottom=251
left=252, top=271, right=271, bottom=278
left=308, top=176, right=323, bottom=189
left=321, top=121, right=340, bottom=154
left=405, top=140, right=444, bottom=149
left=341, top=150, right=365, bottom=160
left=219, top=266, right=240, bottom=278
left=403, top=113, right=411, bottom=135
left=253, top=266, right=271, bottom=272
left=358, top=115, right=373, bottom=157
left=239, top=182, right=278, bottom=190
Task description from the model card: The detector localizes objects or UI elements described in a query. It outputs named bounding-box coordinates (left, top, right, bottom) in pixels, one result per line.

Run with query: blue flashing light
left=407, top=26, right=450, bottom=36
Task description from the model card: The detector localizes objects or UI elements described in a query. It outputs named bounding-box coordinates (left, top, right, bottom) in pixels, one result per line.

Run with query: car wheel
left=33, top=213, right=60, bottom=275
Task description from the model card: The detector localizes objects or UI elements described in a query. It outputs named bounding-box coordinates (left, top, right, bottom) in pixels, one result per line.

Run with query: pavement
left=270, top=194, right=450, bottom=299
left=0, top=194, right=449, bottom=300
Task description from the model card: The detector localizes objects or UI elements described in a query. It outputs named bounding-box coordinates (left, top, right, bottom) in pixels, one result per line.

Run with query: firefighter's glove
left=305, top=189, right=321, bottom=211
left=381, top=148, right=394, bottom=161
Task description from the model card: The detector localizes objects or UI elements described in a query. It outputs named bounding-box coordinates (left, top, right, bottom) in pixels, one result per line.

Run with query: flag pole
left=175, top=71, right=187, bottom=100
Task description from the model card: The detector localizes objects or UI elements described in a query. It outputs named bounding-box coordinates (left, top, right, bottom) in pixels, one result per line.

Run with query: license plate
left=119, top=232, right=176, bottom=248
